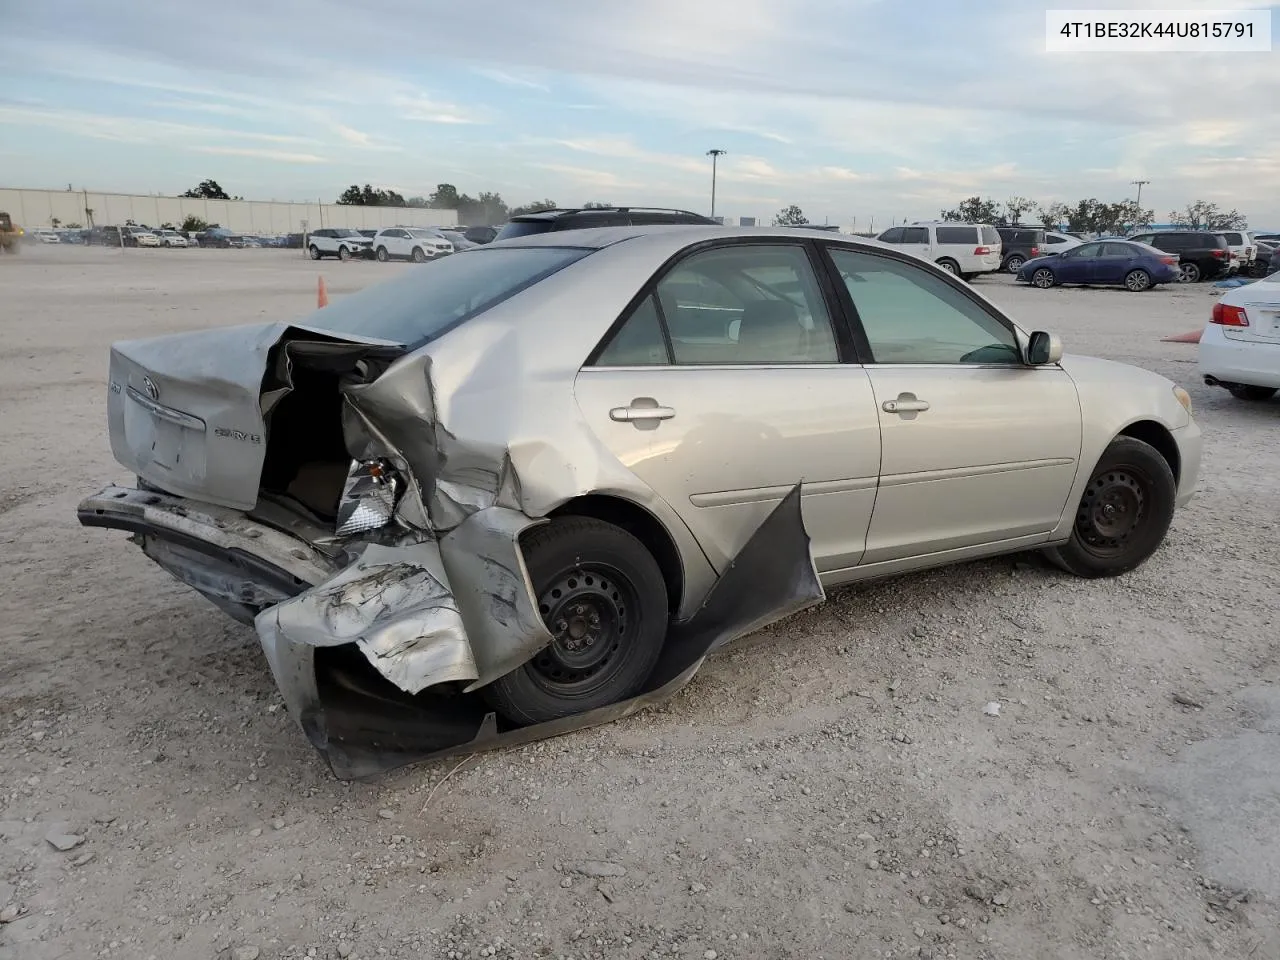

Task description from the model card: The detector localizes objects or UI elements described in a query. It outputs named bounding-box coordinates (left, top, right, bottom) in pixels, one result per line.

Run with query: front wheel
left=375, top=246, right=389, bottom=262
left=481, top=517, right=669, bottom=726
left=1031, top=267, right=1056, bottom=288
left=1124, top=268, right=1152, bottom=292
left=1228, top=384, right=1277, bottom=402
left=308, top=245, right=321, bottom=260
left=1045, top=436, right=1177, bottom=578
left=411, top=246, right=427, bottom=263
left=338, top=245, right=351, bottom=261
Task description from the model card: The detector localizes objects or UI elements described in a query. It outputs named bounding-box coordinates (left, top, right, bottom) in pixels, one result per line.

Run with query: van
left=874, top=221, right=1003, bottom=279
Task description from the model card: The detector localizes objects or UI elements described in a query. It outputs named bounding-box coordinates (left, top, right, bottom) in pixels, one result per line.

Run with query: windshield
left=495, top=220, right=555, bottom=241
left=301, top=246, right=593, bottom=345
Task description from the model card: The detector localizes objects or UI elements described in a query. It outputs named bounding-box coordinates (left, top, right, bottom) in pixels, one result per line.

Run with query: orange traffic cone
left=1161, top=329, right=1202, bottom=343
left=317, top=275, right=329, bottom=308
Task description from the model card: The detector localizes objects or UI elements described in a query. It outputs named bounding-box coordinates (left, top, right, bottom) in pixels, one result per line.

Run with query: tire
left=1124, top=268, right=1152, bottom=292
left=412, top=246, right=427, bottom=263
left=1031, top=267, right=1056, bottom=289
left=375, top=246, right=389, bottom=262
left=481, top=517, right=669, bottom=726
left=1179, top=261, right=1201, bottom=283
left=338, top=245, right=351, bottom=261
left=936, top=258, right=960, bottom=276
left=1228, top=384, right=1277, bottom=402
left=1004, top=254, right=1025, bottom=273
left=1045, top=436, right=1177, bottom=579
left=960, top=272, right=976, bottom=282
left=308, top=245, right=321, bottom=260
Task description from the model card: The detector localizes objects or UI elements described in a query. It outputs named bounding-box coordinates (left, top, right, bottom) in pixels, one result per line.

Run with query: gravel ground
left=1, top=245, right=1278, bottom=960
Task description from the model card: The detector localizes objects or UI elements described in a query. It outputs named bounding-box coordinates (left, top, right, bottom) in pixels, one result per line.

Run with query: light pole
left=1131, top=179, right=1150, bottom=207
left=706, top=149, right=726, bottom=220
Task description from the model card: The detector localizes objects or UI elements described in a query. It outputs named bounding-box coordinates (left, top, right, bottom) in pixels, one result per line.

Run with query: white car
left=1199, top=274, right=1280, bottom=402
left=372, top=227, right=454, bottom=263
left=157, top=230, right=189, bottom=248
left=132, top=231, right=161, bottom=248
left=1042, top=231, right=1083, bottom=256
left=33, top=230, right=60, bottom=244
left=874, top=221, right=1002, bottom=279
left=307, top=228, right=373, bottom=261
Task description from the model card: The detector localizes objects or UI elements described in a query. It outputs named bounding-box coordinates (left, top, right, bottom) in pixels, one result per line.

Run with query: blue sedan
left=1016, top=239, right=1181, bottom=292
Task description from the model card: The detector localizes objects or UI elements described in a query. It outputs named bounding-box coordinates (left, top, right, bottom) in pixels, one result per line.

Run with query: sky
left=1, top=0, right=1278, bottom=228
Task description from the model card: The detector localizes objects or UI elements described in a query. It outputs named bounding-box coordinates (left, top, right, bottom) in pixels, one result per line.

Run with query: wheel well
left=546, top=495, right=684, bottom=615
left=1119, top=420, right=1180, bottom=483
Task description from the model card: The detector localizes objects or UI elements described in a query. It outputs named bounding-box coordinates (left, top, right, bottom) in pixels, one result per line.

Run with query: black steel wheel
left=481, top=517, right=669, bottom=725
left=1045, top=436, right=1177, bottom=578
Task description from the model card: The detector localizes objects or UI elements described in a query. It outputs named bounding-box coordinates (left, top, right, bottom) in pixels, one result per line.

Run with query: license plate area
left=124, top=387, right=209, bottom=479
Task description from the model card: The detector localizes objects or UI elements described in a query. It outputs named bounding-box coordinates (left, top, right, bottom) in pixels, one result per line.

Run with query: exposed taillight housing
left=973, top=245, right=992, bottom=255
left=1211, top=303, right=1249, bottom=327
left=335, top=458, right=404, bottom=536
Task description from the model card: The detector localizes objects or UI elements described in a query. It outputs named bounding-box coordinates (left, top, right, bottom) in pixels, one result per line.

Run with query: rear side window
left=936, top=226, right=978, bottom=245
left=901, top=227, right=928, bottom=243
left=1157, top=234, right=1188, bottom=250
left=1210, top=234, right=1231, bottom=248
left=980, top=226, right=1001, bottom=245
left=302, top=246, right=593, bottom=346
left=1223, top=232, right=1244, bottom=245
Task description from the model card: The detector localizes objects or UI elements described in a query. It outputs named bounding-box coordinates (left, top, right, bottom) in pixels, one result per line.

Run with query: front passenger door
left=823, top=245, right=1081, bottom=565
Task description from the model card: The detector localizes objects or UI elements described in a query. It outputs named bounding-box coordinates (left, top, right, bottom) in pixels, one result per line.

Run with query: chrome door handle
left=610, top=399, right=676, bottom=423
left=882, top=398, right=930, bottom=414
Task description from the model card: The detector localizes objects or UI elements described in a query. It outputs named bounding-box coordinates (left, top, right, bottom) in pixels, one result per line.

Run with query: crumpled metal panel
left=282, top=484, right=824, bottom=779
left=257, top=541, right=479, bottom=695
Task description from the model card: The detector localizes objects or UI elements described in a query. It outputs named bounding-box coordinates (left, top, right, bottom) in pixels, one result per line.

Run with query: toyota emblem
left=142, top=376, right=159, bottom=401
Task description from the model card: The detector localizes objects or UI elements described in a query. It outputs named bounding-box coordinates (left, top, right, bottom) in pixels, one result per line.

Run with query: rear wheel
left=308, top=245, right=321, bottom=260
left=936, top=258, right=960, bottom=275
left=1031, top=267, right=1056, bottom=288
left=375, top=246, right=389, bottom=262
left=1228, top=384, right=1277, bottom=402
left=1179, top=261, right=1201, bottom=283
left=1124, top=268, right=1152, bottom=292
left=1004, top=254, right=1025, bottom=273
left=481, top=517, right=669, bottom=726
left=1045, top=436, right=1177, bottom=578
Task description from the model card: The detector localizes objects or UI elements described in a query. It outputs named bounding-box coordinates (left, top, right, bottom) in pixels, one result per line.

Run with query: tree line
left=336, top=183, right=570, bottom=224
left=939, top=196, right=1247, bottom=234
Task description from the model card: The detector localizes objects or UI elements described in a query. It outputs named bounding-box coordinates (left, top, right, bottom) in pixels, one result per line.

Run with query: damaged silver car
left=79, top=225, right=1202, bottom=777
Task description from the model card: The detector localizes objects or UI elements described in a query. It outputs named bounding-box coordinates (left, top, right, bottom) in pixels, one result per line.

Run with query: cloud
left=472, top=67, right=549, bottom=91
left=191, top=145, right=327, bottom=164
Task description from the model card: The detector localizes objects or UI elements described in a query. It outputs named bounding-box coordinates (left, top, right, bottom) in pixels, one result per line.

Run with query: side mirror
left=1027, top=331, right=1063, bottom=365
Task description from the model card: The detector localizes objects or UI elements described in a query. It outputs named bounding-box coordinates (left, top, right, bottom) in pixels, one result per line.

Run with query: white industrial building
left=0, top=187, right=458, bottom=234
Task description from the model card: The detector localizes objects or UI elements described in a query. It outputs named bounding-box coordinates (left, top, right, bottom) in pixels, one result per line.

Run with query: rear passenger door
left=574, top=240, right=883, bottom=575
left=1096, top=242, right=1139, bottom=283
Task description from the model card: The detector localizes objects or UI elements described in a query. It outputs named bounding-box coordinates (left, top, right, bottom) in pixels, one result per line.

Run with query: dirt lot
left=2, top=245, right=1278, bottom=960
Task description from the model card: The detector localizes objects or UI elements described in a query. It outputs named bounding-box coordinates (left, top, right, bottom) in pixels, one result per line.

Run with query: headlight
left=1173, top=385, right=1193, bottom=415
left=335, top=459, right=403, bottom=536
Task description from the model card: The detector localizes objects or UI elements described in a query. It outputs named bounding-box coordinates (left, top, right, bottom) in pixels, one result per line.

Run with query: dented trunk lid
left=106, top=321, right=403, bottom=510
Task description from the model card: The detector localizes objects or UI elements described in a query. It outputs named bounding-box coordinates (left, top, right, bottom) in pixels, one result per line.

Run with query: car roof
left=489, top=223, right=889, bottom=255
left=510, top=206, right=712, bottom=223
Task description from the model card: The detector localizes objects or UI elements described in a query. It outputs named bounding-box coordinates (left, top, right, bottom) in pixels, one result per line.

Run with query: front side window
left=828, top=247, right=1020, bottom=365
left=594, top=244, right=840, bottom=366
left=877, top=227, right=905, bottom=244
left=1068, top=243, right=1103, bottom=259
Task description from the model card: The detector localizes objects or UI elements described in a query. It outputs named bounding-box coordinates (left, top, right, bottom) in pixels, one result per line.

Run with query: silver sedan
left=77, top=225, right=1201, bottom=775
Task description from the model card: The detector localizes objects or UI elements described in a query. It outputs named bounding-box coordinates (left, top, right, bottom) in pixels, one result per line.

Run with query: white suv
left=372, top=227, right=454, bottom=263
left=1220, top=230, right=1256, bottom=273
left=874, top=221, right=1003, bottom=279
left=307, top=228, right=373, bottom=261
